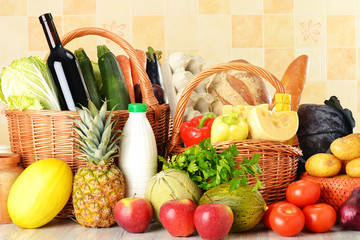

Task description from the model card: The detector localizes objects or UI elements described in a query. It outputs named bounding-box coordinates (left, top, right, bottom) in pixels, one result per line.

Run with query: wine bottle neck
left=39, top=13, right=62, bottom=50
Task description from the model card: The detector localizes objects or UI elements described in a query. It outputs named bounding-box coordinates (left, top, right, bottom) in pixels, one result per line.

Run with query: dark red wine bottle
left=39, top=13, right=89, bottom=111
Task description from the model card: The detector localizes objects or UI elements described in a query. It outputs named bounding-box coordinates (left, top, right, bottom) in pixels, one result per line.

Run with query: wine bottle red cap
left=39, top=13, right=53, bottom=23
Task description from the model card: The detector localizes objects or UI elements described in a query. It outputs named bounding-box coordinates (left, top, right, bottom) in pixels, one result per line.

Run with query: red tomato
left=262, top=201, right=287, bottom=229
left=302, top=203, right=337, bottom=233
left=286, top=180, right=321, bottom=207
left=269, top=202, right=305, bottom=237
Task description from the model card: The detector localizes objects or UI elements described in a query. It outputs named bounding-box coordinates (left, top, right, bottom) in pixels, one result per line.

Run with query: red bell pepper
left=180, top=113, right=215, bottom=147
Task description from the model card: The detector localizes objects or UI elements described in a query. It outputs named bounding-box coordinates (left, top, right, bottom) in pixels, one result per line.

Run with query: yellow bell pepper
left=210, top=112, right=249, bottom=142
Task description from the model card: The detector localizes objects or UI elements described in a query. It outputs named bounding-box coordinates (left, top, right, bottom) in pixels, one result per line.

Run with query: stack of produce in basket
left=167, top=57, right=307, bottom=205
left=1, top=26, right=171, bottom=218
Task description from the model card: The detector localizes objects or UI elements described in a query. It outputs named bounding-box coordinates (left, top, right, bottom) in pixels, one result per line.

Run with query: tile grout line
left=262, top=0, right=265, bottom=68
left=324, top=0, right=328, bottom=99
left=293, top=0, right=296, bottom=56
left=356, top=0, right=359, bottom=115
left=163, top=0, right=166, bottom=54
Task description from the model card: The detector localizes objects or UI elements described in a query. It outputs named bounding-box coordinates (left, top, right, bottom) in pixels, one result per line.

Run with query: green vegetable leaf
left=161, top=139, right=262, bottom=192
left=7, top=95, right=44, bottom=110
left=187, top=160, right=199, bottom=173
left=324, top=96, right=355, bottom=129
left=229, top=178, right=241, bottom=193
left=0, top=56, right=61, bottom=110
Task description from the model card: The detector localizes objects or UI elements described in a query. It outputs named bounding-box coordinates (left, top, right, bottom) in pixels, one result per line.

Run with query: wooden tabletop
left=1, top=218, right=360, bottom=240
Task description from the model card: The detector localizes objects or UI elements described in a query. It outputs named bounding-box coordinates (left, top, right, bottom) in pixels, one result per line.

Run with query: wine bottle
left=39, top=13, right=89, bottom=111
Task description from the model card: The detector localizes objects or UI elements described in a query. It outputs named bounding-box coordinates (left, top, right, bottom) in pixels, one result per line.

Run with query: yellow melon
left=7, top=158, right=73, bottom=228
left=246, top=107, right=299, bottom=141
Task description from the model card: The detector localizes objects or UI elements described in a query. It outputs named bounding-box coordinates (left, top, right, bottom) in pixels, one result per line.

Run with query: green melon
left=145, top=169, right=203, bottom=222
left=199, top=183, right=267, bottom=232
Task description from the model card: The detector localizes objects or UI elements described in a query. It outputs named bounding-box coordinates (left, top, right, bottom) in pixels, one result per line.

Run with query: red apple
left=114, top=196, right=153, bottom=233
left=194, top=203, right=233, bottom=240
left=159, top=198, right=197, bottom=237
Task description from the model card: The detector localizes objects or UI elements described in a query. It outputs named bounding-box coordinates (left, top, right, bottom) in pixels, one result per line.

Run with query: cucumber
left=74, top=48, right=102, bottom=109
left=97, top=45, right=130, bottom=110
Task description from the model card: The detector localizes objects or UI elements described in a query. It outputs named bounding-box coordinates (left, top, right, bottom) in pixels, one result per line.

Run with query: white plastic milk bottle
left=118, top=103, right=158, bottom=198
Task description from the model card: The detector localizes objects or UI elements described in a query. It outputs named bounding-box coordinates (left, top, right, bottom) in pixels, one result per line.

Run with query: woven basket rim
left=5, top=27, right=172, bottom=219
left=167, top=61, right=293, bottom=155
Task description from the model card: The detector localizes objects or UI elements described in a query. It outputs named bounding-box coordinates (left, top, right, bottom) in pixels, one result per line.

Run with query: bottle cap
left=39, top=13, right=53, bottom=23
left=128, top=103, right=147, bottom=113
left=275, top=93, right=291, bottom=103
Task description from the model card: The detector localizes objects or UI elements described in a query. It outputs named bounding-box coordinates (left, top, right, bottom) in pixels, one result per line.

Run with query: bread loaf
left=280, top=55, right=309, bottom=111
left=208, top=69, right=272, bottom=116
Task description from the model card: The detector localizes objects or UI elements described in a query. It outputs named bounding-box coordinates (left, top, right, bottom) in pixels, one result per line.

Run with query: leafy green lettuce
left=0, top=56, right=61, bottom=111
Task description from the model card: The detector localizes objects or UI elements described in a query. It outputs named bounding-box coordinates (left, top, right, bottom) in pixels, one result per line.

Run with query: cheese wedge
left=247, top=107, right=299, bottom=141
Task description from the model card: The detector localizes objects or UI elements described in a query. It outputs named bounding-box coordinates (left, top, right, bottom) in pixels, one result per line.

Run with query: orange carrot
left=130, top=49, right=147, bottom=86
left=116, top=55, right=135, bottom=103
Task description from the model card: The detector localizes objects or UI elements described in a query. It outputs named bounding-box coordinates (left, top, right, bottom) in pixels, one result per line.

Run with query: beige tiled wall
left=0, top=0, right=360, bottom=144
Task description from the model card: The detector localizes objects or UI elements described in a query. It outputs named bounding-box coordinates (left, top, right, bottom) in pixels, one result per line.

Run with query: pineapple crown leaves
left=69, top=100, right=122, bottom=165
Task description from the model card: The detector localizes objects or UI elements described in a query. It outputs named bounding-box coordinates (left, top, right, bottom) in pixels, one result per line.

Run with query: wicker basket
left=301, top=173, right=360, bottom=211
left=167, top=62, right=302, bottom=205
left=5, top=27, right=171, bottom=218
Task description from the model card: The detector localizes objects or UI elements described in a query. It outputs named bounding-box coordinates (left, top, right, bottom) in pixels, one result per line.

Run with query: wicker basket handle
left=59, top=27, right=161, bottom=120
left=168, top=61, right=285, bottom=154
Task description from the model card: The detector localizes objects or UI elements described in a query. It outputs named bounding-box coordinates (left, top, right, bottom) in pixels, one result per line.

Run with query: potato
left=305, top=153, right=341, bottom=177
left=330, top=133, right=360, bottom=160
left=346, top=158, right=360, bottom=177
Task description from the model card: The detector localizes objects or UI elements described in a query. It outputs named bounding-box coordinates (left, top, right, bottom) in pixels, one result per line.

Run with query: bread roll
left=208, top=69, right=272, bottom=116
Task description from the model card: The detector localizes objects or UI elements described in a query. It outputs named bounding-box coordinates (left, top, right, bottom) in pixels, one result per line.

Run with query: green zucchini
left=74, top=48, right=102, bottom=109
left=97, top=45, right=130, bottom=110
left=91, top=60, right=104, bottom=98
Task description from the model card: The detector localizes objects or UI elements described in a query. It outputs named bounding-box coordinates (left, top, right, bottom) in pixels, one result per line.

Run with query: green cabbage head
left=0, top=56, right=61, bottom=111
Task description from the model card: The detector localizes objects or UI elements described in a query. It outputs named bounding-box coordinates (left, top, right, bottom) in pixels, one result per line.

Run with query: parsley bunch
left=160, top=139, right=262, bottom=192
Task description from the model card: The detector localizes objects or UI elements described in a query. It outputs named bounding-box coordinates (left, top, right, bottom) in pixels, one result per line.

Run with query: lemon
left=246, top=107, right=298, bottom=141
left=305, top=153, right=341, bottom=177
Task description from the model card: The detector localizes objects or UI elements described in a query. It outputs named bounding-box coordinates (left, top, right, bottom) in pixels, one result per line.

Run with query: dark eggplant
left=146, top=46, right=161, bottom=86
left=339, top=186, right=360, bottom=230
left=134, top=83, right=165, bottom=104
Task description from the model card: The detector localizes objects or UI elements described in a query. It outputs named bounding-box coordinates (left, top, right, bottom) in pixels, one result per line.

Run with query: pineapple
left=71, top=101, right=125, bottom=228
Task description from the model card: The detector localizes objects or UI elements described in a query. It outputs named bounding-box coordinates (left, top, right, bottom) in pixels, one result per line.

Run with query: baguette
left=280, top=55, right=309, bottom=111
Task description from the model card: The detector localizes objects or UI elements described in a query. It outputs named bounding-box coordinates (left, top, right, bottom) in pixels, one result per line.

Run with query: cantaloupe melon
left=7, top=158, right=73, bottom=228
left=145, top=169, right=203, bottom=222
